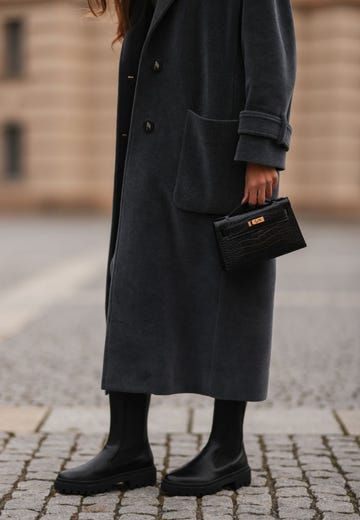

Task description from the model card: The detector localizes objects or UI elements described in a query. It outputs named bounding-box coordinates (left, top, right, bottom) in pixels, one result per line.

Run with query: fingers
left=241, top=164, right=279, bottom=207
left=256, top=183, right=267, bottom=206
left=272, top=169, right=279, bottom=191
left=241, top=192, right=248, bottom=204
left=265, top=180, right=273, bottom=199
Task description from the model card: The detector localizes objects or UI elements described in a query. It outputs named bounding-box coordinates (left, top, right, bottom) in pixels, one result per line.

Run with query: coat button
left=143, top=120, right=155, bottom=133
left=152, top=59, right=162, bottom=72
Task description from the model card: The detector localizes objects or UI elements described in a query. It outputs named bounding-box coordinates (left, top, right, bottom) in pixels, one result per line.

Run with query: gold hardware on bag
left=248, top=216, right=265, bottom=227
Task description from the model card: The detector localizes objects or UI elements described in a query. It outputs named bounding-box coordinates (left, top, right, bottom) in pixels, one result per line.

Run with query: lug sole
left=160, top=465, right=251, bottom=497
left=54, top=464, right=157, bottom=495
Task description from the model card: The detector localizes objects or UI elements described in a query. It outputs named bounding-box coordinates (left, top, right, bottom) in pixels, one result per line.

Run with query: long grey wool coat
left=101, top=0, right=297, bottom=401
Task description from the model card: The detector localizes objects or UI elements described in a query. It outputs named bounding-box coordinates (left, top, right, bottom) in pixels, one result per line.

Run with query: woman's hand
left=241, top=162, right=279, bottom=206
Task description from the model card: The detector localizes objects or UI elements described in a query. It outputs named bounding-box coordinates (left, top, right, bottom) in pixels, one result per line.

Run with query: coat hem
left=101, top=384, right=268, bottom=402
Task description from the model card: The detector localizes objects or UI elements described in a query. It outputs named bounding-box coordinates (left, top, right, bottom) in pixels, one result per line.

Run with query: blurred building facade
left=0, top=0, right=119, bottom=211
left=0, top=0, right=359, bottom=216
left=287, top=0, right=360, bottom=217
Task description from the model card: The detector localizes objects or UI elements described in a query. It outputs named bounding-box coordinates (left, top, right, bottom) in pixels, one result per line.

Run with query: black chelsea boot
left=54, top=391, right=156, bottom=495
left=161, top=399, right=251, bottom=496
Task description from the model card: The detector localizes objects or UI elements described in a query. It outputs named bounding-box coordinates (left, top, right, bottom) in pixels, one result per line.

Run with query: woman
left=55, top=0, right=296, bottom=497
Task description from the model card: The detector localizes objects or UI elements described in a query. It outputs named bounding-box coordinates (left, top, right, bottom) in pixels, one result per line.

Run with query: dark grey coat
left=101, top=0, right=297, bottom=401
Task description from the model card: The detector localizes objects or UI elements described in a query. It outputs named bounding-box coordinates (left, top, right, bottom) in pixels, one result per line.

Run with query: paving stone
left=237, top=493, right=272, bottom=507
left=40, top=515, right=75, bottom=520
left=47, top=494, right=82, bottom=506
left=311, top=483, right=347, bottom=495
left=120, top=505, right=158, bottom=515
left=0, top=407, right=49, bottom=434
left=278, top=496, right=312, bottom=508
left=121, top=497, right=156, bottom=507
left=26, top=471, right=58, bottom=480
left=202, top=514, right=233, bottom=520
left=0, top=454, right=30, bottom=462
left=162, top=496, right=197, bottom=512
left=0, top=510, right=39, bottom=520
left=81, top=493, right=118, bottom=513
left=238, top=487, right=268, bottom=496
left=82, top=504, right=117, bottom=514
left=0, top=462, right=24, bottom=476
left=306, top=470, right=340, bottom=480
left=236, top=517, right=274, bottom=520
left=11, top=490, right=47, bottom=501
left=348, top=480, right=360, bottom=500
left=122, top=487, right=159, bottom=499
left=202, top=504, right=233, bottom=513
left=3, top=497, right=44, bottom=511
left=0, top=483, right=12, bottom=496
left=41, top=406, right=189, bottom=435
left=79, top=514, right=115, bottom=520
left=315, top=497, right=354, bottom=513
left=203, top=495, right=233, bottom=507
left=337, top=410, right=360, bottom=434
left=45, top=503, right=78, bottom=515
left=0, top=477, right=19, bottom=485
left=40, top=408, right=109, bottom=434
left=168, top=444, right=198, bottom=457
left=274, top=478, right=306, bottom=488
left=163, top=511, right=197, bottom=519
left=277, top=507, right=315, bottom=519
left=322, top=514, right=360, bottom=520
left=118, top=515, right=157, bottom=520
left=276, top=486, right=308, bottom=497
left=238, top=505, right=272, bottom=515
left=193, top=407, right=342, bottom=434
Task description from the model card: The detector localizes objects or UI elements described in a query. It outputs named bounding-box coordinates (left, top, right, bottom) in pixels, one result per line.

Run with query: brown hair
left=87, top=0, right=132, bottom=44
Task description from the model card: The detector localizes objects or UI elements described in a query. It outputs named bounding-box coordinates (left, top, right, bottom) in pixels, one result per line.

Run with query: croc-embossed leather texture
left=213, top=197, right=307, bottom=271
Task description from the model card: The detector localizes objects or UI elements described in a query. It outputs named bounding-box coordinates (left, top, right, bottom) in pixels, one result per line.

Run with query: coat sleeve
left=234, top=0, right=297, bottom=171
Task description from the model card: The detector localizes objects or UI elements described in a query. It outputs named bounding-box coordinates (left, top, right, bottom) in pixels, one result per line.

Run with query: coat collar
left=147, top=0, right=176, bottom=40
left=131, top=0, right=177, bottom=47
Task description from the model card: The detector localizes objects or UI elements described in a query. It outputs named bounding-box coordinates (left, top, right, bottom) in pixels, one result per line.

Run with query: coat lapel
left=144, top=0, right=177, bottom=45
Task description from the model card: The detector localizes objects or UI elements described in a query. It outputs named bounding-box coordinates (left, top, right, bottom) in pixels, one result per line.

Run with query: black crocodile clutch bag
left=213, top=196, right=307, bottom=271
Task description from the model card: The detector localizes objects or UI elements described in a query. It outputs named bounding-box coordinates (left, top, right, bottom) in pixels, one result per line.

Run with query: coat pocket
left=173, top=109, right=247, bottom=215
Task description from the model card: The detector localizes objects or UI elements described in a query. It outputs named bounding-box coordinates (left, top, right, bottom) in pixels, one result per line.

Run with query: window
left=4, top=18, right=24, bottom=77
left=3, top=123, right=23, bottom=180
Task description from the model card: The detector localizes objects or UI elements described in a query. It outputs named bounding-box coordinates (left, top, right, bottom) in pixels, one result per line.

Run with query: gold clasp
left=248, top=216, right=265, bottom=227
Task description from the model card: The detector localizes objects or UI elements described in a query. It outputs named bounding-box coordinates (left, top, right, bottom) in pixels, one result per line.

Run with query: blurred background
left=0, top=0, right=359, bottom=414
left=0, top=4, right=359, bottom=518
left=0, top=0, right=359, bottom=215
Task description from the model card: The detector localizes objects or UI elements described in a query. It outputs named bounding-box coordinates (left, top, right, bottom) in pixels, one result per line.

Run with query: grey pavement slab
left=0, top=406, right=49, bottom=434
left=1, top=216, right=359, bottom=409
left=40, top=406, right=190, bottom=434
left=0, top=215, right=109, bottom=293
left=337, top=410, right=360, bottom=434
left=193, top=406, right=343, bottom=434
left=0, top=406, right=347, bottom=435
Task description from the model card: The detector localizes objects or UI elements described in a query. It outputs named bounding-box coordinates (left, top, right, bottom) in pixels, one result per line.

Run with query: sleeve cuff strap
left=238, top=110, right=292, bottom=151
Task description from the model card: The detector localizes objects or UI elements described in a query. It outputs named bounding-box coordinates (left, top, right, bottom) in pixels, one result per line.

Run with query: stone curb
left=0, top=406, right=359, bottom=435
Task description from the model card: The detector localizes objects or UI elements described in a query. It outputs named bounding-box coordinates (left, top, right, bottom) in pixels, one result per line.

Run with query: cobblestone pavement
left=0, top=215, right=359, bottom=518
left=0, top=431, right=359, bottom=519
